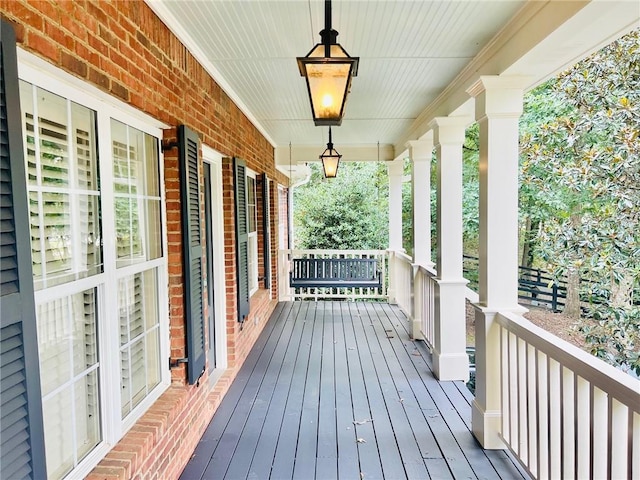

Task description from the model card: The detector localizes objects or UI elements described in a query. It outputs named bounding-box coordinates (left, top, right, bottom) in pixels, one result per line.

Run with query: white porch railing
left=278, top=249, right=387, bottom=301
left=388, top=251, right=437, bottom=346
left=496, top=311, right=640, bottom=480
left=389, top=250, right=413, bottom=311
left=415, top=265, right=437, bottom=349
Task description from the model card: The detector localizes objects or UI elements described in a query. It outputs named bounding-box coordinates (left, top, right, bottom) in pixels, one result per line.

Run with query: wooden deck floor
left=180, top=301, right=528, bottom=480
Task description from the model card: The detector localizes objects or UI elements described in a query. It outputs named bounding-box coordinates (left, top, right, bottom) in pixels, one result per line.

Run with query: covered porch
left=182, top=300, right=526, bottom=480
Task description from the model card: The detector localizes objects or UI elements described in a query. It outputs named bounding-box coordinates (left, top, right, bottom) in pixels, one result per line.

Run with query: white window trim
left=18, top=49, right=170, bottom=480
left=202, top=146, right=228, bottom=384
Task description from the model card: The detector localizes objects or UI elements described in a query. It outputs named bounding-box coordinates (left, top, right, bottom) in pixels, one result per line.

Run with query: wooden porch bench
left=290, top=257, right=382, bottom=289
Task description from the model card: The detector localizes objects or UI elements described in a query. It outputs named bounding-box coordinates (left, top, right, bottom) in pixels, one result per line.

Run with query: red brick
left=26, top=31, right=58, bottom=62
left=60, top=50, right=87, bottom=78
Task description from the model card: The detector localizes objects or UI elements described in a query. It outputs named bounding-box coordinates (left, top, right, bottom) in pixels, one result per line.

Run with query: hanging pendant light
left=320, top=127, right=341, bottom=178
left=297, top=0, right=359, bottom=126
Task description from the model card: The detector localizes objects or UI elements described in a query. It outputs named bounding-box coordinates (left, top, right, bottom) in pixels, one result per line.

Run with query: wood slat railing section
left=389, top=250, right=412, bottom=311
left=416, top=265, right=437, bottom=349
left=496, top=311, right=640, bottom=480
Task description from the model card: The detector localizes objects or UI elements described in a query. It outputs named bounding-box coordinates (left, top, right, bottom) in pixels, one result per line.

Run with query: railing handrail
left=289, top=248, right=387, bottom=256
left=417, top=263, right=437, bottom=277
left=497, top=310, right=640, bottom=409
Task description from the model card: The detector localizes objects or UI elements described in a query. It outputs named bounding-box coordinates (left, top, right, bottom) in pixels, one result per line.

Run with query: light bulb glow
left=322, top=94, right=333, bottom=108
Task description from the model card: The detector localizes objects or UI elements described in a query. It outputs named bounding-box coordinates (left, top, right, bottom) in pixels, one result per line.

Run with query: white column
left=431, top=116, right=470, bottom=381
left=467, top=75, right=528, bottom=449
left=387, top=158, right=404, bottom=252
left=407, top=138, right=434, bottom=268
left=387, top=158, right=404, bottom=304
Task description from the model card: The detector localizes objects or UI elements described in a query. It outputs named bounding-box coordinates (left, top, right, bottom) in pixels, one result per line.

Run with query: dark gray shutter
left=178, top=125, right=205, bottom=385
left=261, top=174, right=271, bottom=290
left=234, top=157, right=250, bottom=323
left=0, top=20, right=47, bottom=480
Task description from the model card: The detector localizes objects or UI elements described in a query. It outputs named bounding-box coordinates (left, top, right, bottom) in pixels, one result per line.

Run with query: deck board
left=181, top=301, right=529, bottom=480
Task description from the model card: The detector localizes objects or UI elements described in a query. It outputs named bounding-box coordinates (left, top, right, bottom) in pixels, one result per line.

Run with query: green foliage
left=293, top=162, right=389, bottom=250
left=519, top=28, right=640, bottom=369
left=580, top=306, right=640, bottom=377
left=462, top=125, right=480, bottom=245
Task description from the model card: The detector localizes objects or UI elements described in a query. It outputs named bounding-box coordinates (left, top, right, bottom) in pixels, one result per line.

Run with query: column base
left=387, top=284, right=398, bottom=305
left=411, top=318, right=424, bottom=341
left=433, top=350, right=469, bottom=382
left=471, top=399, right=505, bottom=449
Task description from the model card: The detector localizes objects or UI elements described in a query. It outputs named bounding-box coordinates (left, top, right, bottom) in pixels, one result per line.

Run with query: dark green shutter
left=234, top=157, right=250, bottom=323
left=261, top=174, right=271, bottom=290
left=178, top=125, right=205, bottom=385
left=0, top=20, right=47, bottom=480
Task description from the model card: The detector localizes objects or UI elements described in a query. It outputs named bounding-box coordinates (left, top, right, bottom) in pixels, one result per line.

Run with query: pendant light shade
left=297, top=0, right=359, bottom=126
left=320, top=127, right=341, bottom=178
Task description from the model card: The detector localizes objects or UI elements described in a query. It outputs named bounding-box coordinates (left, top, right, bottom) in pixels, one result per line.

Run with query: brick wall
left=1, top=1, right=287, bottom=479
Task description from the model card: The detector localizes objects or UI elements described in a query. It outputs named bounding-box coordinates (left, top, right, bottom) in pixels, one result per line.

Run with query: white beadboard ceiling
left=146, top=0, right=640, bottom=164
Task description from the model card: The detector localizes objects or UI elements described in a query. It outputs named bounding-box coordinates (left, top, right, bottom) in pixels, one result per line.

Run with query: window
left=19, top=66, right=168, bottom=480
left=246, top=172, right=258, bottom=294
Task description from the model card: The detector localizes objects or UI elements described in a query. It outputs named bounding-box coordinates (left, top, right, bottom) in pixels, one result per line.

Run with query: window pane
left=112, top=120, right=162, bottom=267
left=43, top=388, right=74, bottom=479
left=247, top=176, right=256, bottom=233
left=119, top=269, right=161, bottom=418
left=248, top=235, right=257, bottom=292
left=37, top=89, right=69, bottom=188
left=145, top=134, right=160, bottom=196
left=146, top=328, right=160, bottom=392
left=72, top=289, right=98, bottom=376
left=37, top=298, right=71, bottom=396
left=120, top=351, right=131, bottom=418
left=130, top=338, right=146, bottom=407
left=72, top=102, right=99, bottom=190
left=75, top=370, right=101, bottom=460
left=146, top=199, right=162, bottom=260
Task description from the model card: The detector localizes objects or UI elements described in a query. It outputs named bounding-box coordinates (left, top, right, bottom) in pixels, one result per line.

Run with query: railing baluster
left=518, top=337, right=528, bottom=462
left=537, top=350, right=549, bottom=480
left=549, top=358, right=562, bottom=479
left=592, top=386, right=607, bottom=479
left=527, top=343, right=537, bottom=474
left=611, top=398, right=629, bottom=480
left=632, top=412, right=640, bottom=479
left=576, top=376, right=590, bottom=479
left=562, top=367, right=576, bottom=479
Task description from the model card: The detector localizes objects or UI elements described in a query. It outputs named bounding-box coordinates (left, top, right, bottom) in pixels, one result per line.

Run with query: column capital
left=406, top=137, right=434, bottom=162
left=467, top=75, right=530, bottom=120
left=430, top=116, right=472, bottom=146
left=467, top=75, right=531, bottom=97
left=386, top=158, right=404, bottom=176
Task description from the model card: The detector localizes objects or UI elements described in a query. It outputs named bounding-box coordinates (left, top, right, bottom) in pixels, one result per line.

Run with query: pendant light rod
left=324, top=0, right=332, bottom=57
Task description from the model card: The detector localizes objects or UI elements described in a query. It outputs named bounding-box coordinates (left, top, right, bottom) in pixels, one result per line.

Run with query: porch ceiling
left=147, top=0, right=639, bottom=170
